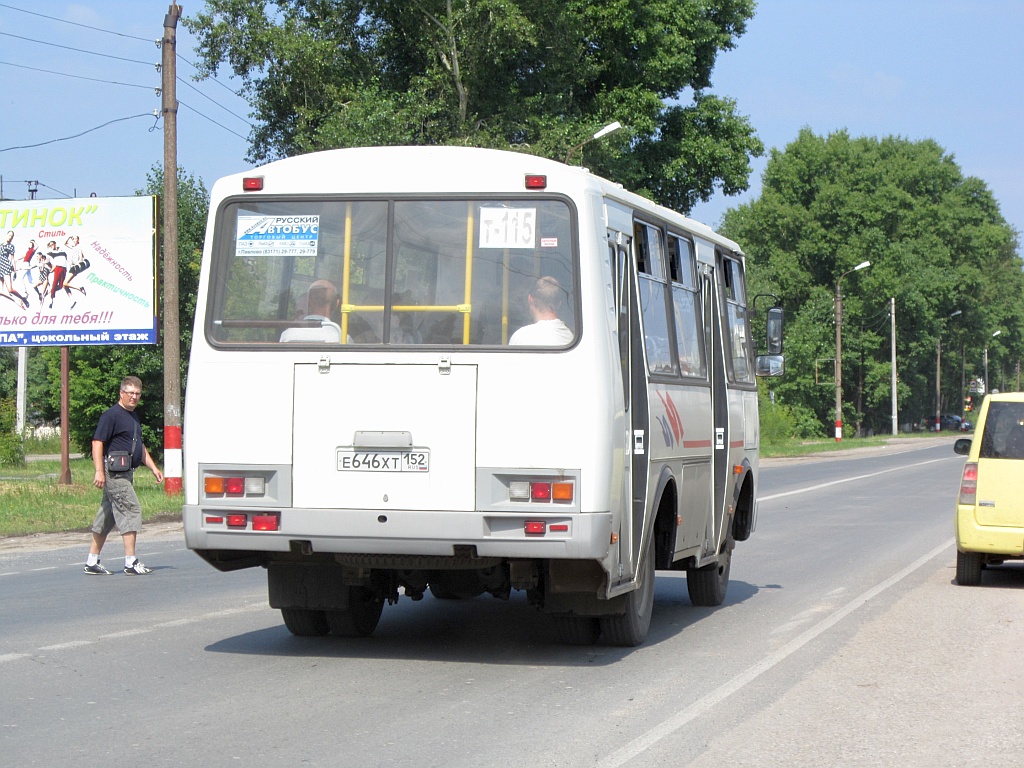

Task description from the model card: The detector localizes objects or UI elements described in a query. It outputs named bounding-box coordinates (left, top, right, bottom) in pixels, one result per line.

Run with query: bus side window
left=721, top=254, right=754, bottom=383
left=668, top=235, right=706, bottom=378
left=634, top=222, right=675, bottom=374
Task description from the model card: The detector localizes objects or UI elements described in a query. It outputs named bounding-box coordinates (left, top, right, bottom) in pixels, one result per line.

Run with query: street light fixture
left=834, top=260, right=871, bottom=441
left=564, top=121, right=622, bottom=165
left=985, top=330, right=1002, bottom=394
left=935, top=309, right=962, bottom=431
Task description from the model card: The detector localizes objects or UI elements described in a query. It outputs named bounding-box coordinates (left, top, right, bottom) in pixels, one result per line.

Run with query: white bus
left=182, top=146, right=784, bottom=646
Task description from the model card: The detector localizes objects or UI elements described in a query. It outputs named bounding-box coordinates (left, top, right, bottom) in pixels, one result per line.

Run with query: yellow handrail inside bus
left=336, top=201, right=478, bottom=344
left=462, top=201, right=474, bottom=344
left=340, top=202, right=353, bottom=344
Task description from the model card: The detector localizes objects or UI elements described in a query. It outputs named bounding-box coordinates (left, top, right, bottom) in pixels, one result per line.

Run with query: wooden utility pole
left=162, top=5, right=183, bottom=494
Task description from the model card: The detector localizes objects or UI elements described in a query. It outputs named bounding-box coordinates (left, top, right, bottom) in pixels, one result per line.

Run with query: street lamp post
left=985, top=330, right=1002, bottom=394
left=564, top=121, right=622, bottom=165
left=936, top=309, right=962, bottom=431
left=834, top=260, right=871, bottom=441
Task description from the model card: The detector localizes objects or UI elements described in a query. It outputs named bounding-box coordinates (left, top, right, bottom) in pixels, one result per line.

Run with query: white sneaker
left=124, top=559, right=153, bottom=575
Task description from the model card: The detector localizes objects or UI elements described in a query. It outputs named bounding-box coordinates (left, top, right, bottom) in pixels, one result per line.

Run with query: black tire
left=687, top=549, right=732, bottom=607
left=601, top=543, right=656, bottom=647
left=326, top=588, right=384, bottom=637
left=281, top=608, right=329, bottom=637
left=956, top=550, right=983, bottom=586
left=554, top=615, right=601, bottom=645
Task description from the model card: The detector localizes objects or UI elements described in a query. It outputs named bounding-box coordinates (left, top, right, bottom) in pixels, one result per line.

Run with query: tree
left=723, top=129, right=1024, bottom=436
left=184, top=0, right=764, bottom=212
left=39, top=167, right=209, bottom=458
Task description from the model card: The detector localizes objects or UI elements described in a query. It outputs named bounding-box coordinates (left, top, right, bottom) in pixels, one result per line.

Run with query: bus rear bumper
left=182, top=505, right=615, bottom=561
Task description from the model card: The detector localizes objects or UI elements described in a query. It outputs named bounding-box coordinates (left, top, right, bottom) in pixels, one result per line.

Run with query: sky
left=1, top=1, right=1023, bottom=238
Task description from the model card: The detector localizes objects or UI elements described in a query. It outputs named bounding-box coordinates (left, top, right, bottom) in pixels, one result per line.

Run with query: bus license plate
left=337, top=450, right=430, bottom=473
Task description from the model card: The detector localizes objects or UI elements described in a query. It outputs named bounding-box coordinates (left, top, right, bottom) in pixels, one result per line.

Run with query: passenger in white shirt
left=509, top=275, right=574, bottom=346
left=280, top=280, right=342, bottom=343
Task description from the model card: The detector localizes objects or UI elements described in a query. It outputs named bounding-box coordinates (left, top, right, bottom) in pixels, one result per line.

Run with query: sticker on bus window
left=479, top=207, right=536, bottom=249
left=236, top=214, right=320, bottom=257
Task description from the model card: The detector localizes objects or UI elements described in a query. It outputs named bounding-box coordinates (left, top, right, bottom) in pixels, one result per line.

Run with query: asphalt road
left=3, top=437, right=1021, bottom=767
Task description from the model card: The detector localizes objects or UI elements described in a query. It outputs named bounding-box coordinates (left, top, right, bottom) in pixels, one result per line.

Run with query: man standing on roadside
left=84, top=376, right=164, bottom=575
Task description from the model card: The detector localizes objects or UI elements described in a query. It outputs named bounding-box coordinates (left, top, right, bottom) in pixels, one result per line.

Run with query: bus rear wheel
left=326, top=588, right=384, bottom=637
left=281, top=608, right=329, bottom=637
left=554, top=616, right=601, bottom=645
left=687, top=549, right=731, bottom=607
left=601, top=544, right=655, bottom=647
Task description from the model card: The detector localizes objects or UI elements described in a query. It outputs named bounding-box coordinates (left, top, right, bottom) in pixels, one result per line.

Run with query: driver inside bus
left=509, top=276, right=574, bottom=346
left=280, top=279, right=342, bottom=343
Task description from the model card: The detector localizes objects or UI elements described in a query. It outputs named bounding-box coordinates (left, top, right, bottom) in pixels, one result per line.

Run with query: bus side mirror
left=756, top=306, right=784, bottom=377
left=755, top=355, right=785, bottom=377
left=765, top=306, right=783, bottom=355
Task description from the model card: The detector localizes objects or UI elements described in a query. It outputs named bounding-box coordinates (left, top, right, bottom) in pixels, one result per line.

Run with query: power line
left=0, top=179, right=73, bottom=198
left=1, top=2, right=249, bottom=104
left=0, top=30, right=156, bottom=66
left=178, top=101, right=249, bottom=141
left=0, top=60, right=156, bottom=90
left=0, top=113, right=157, bottom=153
left=177, top=76, right=253, bottom=128
left=0, top=2, right=153, bottom=42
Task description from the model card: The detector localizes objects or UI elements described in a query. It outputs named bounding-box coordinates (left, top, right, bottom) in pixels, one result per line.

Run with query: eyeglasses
left=121, top=390, right=142, bottom=398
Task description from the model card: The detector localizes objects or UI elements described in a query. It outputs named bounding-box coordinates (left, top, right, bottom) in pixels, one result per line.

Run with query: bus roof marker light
left=242, top=176, right=264, bottom=191
left=525, top=174, right=547, bottom=190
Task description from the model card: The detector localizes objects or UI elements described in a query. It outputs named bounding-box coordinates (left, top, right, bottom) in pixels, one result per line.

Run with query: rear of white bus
left=182, top=148, right=627, bottom=641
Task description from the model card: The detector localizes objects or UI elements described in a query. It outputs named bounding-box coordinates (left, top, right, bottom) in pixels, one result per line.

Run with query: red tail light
left=252, top=514, right=280, bottom=531
left=524, top=521, right=546, bottom=535
left=531, top=482, right=552, bottom=501
left=959, top=463, right=978, bottom=505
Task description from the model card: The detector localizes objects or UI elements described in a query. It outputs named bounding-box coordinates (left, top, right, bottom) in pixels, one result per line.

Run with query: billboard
left=0, top=196, right=158, bottom=347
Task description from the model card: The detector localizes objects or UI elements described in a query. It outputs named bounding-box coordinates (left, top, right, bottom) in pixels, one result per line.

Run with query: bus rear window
left=207, top=198, right=578, bottom=347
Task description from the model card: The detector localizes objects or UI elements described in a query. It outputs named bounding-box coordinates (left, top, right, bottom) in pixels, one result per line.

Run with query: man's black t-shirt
left=93, top=404, right=143, bottom=468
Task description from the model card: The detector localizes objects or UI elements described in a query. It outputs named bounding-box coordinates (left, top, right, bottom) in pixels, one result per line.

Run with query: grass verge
left=0, top=457, right=182, bottom=538
left=1, top=432, right=961, bottom=538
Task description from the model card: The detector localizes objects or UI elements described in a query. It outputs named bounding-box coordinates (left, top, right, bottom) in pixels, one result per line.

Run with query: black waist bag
left=106, top=451, right=131, bottom=472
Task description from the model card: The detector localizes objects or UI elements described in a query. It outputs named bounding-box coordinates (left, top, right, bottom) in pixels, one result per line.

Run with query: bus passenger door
left=703, top=262, right=730, bottom=560
left=609, top=227, right=650, bottom=583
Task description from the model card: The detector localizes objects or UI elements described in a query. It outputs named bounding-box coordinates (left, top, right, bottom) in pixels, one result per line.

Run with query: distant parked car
left=953, top=392, right=1024, bottom=585
left=924, top=413, right=970, bottom=431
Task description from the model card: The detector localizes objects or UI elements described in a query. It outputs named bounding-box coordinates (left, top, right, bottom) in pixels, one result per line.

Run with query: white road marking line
left=5, top=597, right=269, bottom=663
left=98, top=629, right=152, bottom=639
left=30, top=566, right=57, bottom=572
left=760, top=457, right=955, bottom=502
left=598, top=538, right=953, bottom=768
left=38, top=640, right=94, bottom=651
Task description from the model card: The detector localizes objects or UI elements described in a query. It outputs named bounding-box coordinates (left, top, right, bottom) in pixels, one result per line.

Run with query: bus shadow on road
left=202, top=574, right=760, bottom=665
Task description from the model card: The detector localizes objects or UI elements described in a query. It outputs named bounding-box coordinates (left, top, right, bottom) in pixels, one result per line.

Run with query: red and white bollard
left=164, top=424, right=182, bottom=494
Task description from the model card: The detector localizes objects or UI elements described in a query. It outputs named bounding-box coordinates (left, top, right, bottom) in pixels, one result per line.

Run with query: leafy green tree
left=725, top=129, right=1024, bottom=435
left=39, top=167, right=209, bottom=458
left=184, top=0, right=764, bottom=212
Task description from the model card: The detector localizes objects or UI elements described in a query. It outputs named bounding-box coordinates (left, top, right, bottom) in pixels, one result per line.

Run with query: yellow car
left=954, top=392, right=1024, bottom=585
